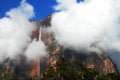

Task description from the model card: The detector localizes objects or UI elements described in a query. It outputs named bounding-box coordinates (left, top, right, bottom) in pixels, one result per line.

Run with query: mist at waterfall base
left=0, top=0, right=46, bottom=63
left=51, top=0, right=120, bottom=72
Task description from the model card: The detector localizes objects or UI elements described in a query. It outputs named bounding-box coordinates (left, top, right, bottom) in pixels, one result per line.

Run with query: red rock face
left=27, top=60, right=40, bottom=77
left=83, top=53, right=116, bottom=73
left=103, top=58, right=115, bottom=73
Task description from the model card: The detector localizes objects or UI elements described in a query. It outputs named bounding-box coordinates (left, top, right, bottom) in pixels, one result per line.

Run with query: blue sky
left=0, top=0, right=82, bottom=20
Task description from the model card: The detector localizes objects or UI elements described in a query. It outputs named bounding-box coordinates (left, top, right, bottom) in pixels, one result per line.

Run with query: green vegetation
left=41, top=57, right=120, bottom=80
left=0, top=57, right=119, bottom=80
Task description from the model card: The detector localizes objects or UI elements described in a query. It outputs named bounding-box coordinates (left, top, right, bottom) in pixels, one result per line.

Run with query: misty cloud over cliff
left=51, top=0, right=120, bottom=52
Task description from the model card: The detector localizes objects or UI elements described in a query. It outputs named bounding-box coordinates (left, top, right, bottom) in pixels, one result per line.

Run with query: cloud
left=51, top=0, right=120, bottom=51
left=54, top=0, right=77, bottom=10
left=0, top=0, right=46, bottom=62
left=25, top=39, right=46, bottom=60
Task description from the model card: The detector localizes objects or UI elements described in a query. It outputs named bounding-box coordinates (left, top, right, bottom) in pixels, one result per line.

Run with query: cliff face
left=0, top=15, right=117, bottom=78
left=33, top=15, right=116, bottom=75
left=8, top=15, right=116, bottom=78
left=35, top=15, right=51, bottom=27
left=103, top=58, right=115, bottom=73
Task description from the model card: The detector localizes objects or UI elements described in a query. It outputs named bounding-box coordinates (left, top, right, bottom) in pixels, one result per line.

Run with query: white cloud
left=52, top=0, right=120, bottom=51
left=25, top=39, right=46, bottom=60
left=0, top=0, right=46, bottom=62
